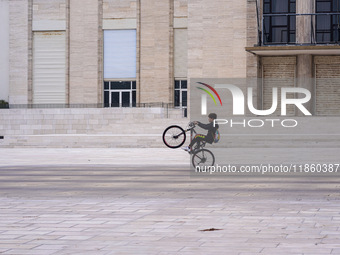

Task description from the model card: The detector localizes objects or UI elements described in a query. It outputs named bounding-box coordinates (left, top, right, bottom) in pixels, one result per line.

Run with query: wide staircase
left=0, top=107, right=188, bottom=148
left=1, top=107, right=340, bottom=148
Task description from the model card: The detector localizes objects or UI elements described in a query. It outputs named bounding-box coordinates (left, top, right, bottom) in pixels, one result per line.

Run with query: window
left=103, top=30, right=136, bottom=107
left=103, top=30, right=136, bottom=79
left=263, top=0, right=296, bottom=45
left=316, top=0, right=340, bottom=43
left=174, top=29, right=187, bottom=117
left=104, top=81, right=136, bottom=107
left=174, top=80, right=187, bottom=108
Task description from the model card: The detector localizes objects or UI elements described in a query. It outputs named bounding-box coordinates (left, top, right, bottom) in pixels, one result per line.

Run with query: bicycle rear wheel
left=162, top=125, right=186, bottom=149
left=192, top=149, right=215, bottom=168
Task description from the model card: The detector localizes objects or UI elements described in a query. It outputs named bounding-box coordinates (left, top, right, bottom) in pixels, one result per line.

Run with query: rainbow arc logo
left=196, top=82, right=223, bottom=106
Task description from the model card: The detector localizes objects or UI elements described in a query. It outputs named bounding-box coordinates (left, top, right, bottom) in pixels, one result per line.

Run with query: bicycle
left=162, top=122, right=215, bottom=168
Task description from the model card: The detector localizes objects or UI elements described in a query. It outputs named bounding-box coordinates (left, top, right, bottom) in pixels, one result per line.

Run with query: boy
left=182, top=113, right=219, bottom=152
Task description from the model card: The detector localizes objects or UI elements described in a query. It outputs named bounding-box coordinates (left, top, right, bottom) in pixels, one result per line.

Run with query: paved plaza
left=0, top=148, right=339, bottom=254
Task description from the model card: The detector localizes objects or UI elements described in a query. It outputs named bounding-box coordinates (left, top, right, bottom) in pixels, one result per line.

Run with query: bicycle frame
left=187, top=123, right=206, bottom=152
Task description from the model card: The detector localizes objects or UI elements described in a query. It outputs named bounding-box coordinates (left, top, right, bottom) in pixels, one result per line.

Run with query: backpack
left=213, top=129, right=220, bottom=143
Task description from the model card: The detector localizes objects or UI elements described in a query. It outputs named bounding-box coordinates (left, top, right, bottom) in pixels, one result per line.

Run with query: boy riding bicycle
left=182, top=113, right=219, bottom=152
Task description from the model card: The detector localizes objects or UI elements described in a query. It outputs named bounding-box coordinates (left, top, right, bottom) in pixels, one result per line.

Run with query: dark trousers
left=189, top=134, right=206, bottom=149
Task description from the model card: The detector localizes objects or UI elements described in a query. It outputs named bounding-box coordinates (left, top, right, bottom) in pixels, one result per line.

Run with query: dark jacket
left=197, top=122, right=219, bottom=144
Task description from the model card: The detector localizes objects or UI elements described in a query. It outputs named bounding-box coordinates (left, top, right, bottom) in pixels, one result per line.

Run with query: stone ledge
left=246, top=45, right=340, bottom=56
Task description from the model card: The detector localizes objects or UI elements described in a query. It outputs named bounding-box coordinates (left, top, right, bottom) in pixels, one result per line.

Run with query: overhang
left=245, top=45, right=340, bottom=56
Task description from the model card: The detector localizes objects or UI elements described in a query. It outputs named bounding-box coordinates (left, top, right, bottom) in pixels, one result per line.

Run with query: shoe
left=181, top=146, right=191, bottom=152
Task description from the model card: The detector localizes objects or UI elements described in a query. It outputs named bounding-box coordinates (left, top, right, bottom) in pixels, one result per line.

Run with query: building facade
left=0, top=0, right=248, bottom=110
left=1, top=0, right=339, bottom=115
left=247, top=0, right=340, bottom=116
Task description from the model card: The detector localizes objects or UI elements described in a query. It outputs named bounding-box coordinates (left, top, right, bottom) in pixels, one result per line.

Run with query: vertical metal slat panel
left=315, top=56, right=340, bottom=116
left=262, top=56, right=296, bottom=116
left=33, top=31, right=66, bottom=104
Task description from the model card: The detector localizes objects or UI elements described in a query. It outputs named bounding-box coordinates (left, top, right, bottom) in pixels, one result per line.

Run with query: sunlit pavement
left=0, top=148, right=339, bottom=255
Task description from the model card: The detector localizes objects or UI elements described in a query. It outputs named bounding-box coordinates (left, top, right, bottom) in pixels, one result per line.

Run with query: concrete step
left=215, top=134, right=340, bottom=148
left=2, top=107, right=340, bottom=148
left=0, top=107, right=189, bottom=148
left=1, top=134, right=165, bottom=148
left=2, top=133, right=340, bottom=148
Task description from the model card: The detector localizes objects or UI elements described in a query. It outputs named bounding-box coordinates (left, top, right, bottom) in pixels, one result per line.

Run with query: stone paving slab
left=0, top=196, right=339, bottom=254
left=1, top=147, right=340, bottom=167
left=0, top=148, right=189, bottom=167
left=0, top=148, right=339, bottom=254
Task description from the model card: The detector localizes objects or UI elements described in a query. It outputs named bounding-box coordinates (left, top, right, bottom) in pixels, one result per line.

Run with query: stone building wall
left=187, top=0, right=247, bottom=78
left=5, top=0, right=252, bottom=106
left=8, top=0, right=29, bottom=104
left=69, top=0, right=101, bottom=104
left=139, top=0, right=172, bottom=103
left=3, top=0, right=340, bottom=112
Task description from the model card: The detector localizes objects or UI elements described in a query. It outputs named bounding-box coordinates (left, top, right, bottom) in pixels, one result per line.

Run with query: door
left=111, top=92, right=119, bottom=107
left=110, top=91, right=131, bottom=107
left=122, top=91, right=130, bottom=107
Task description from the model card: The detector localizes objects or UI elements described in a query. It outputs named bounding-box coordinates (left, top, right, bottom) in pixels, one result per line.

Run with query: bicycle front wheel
left=192, top=149, right=215, bottom=168
left=162, top=125, right=186, bottom=149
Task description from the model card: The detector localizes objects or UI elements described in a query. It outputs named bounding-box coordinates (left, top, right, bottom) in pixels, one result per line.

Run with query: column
left=296, top=0, right=314, bottom=44
left=296, top=0, right=314, bottom=115
left=0, top=0, right=9, bottom=102
left=139, top=0, right=171, bottom=103
left=69, top=0, right=100, bottom=104
left=9, top=0, right=29, bottom=104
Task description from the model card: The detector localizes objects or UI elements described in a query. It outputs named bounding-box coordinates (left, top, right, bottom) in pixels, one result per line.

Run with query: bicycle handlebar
left=188, top=121, right=196, bottom=128
left=186, top=122, right=197, bottom=134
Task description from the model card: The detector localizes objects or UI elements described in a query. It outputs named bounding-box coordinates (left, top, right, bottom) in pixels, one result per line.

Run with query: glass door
left=111, top=92, right=120, bottom=107
left=122, top=91, right=131, bottom=107
left=104, top=81, right=136, bottom=107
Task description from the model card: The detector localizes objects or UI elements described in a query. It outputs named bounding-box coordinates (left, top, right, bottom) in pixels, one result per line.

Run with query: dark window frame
left=104, top=81, right=137, bottom=108
left=174, top=80, right=187, bottom=108
left=263, top=0, right=296, bottom=45
left=316, top=0, right=340, bottom=44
